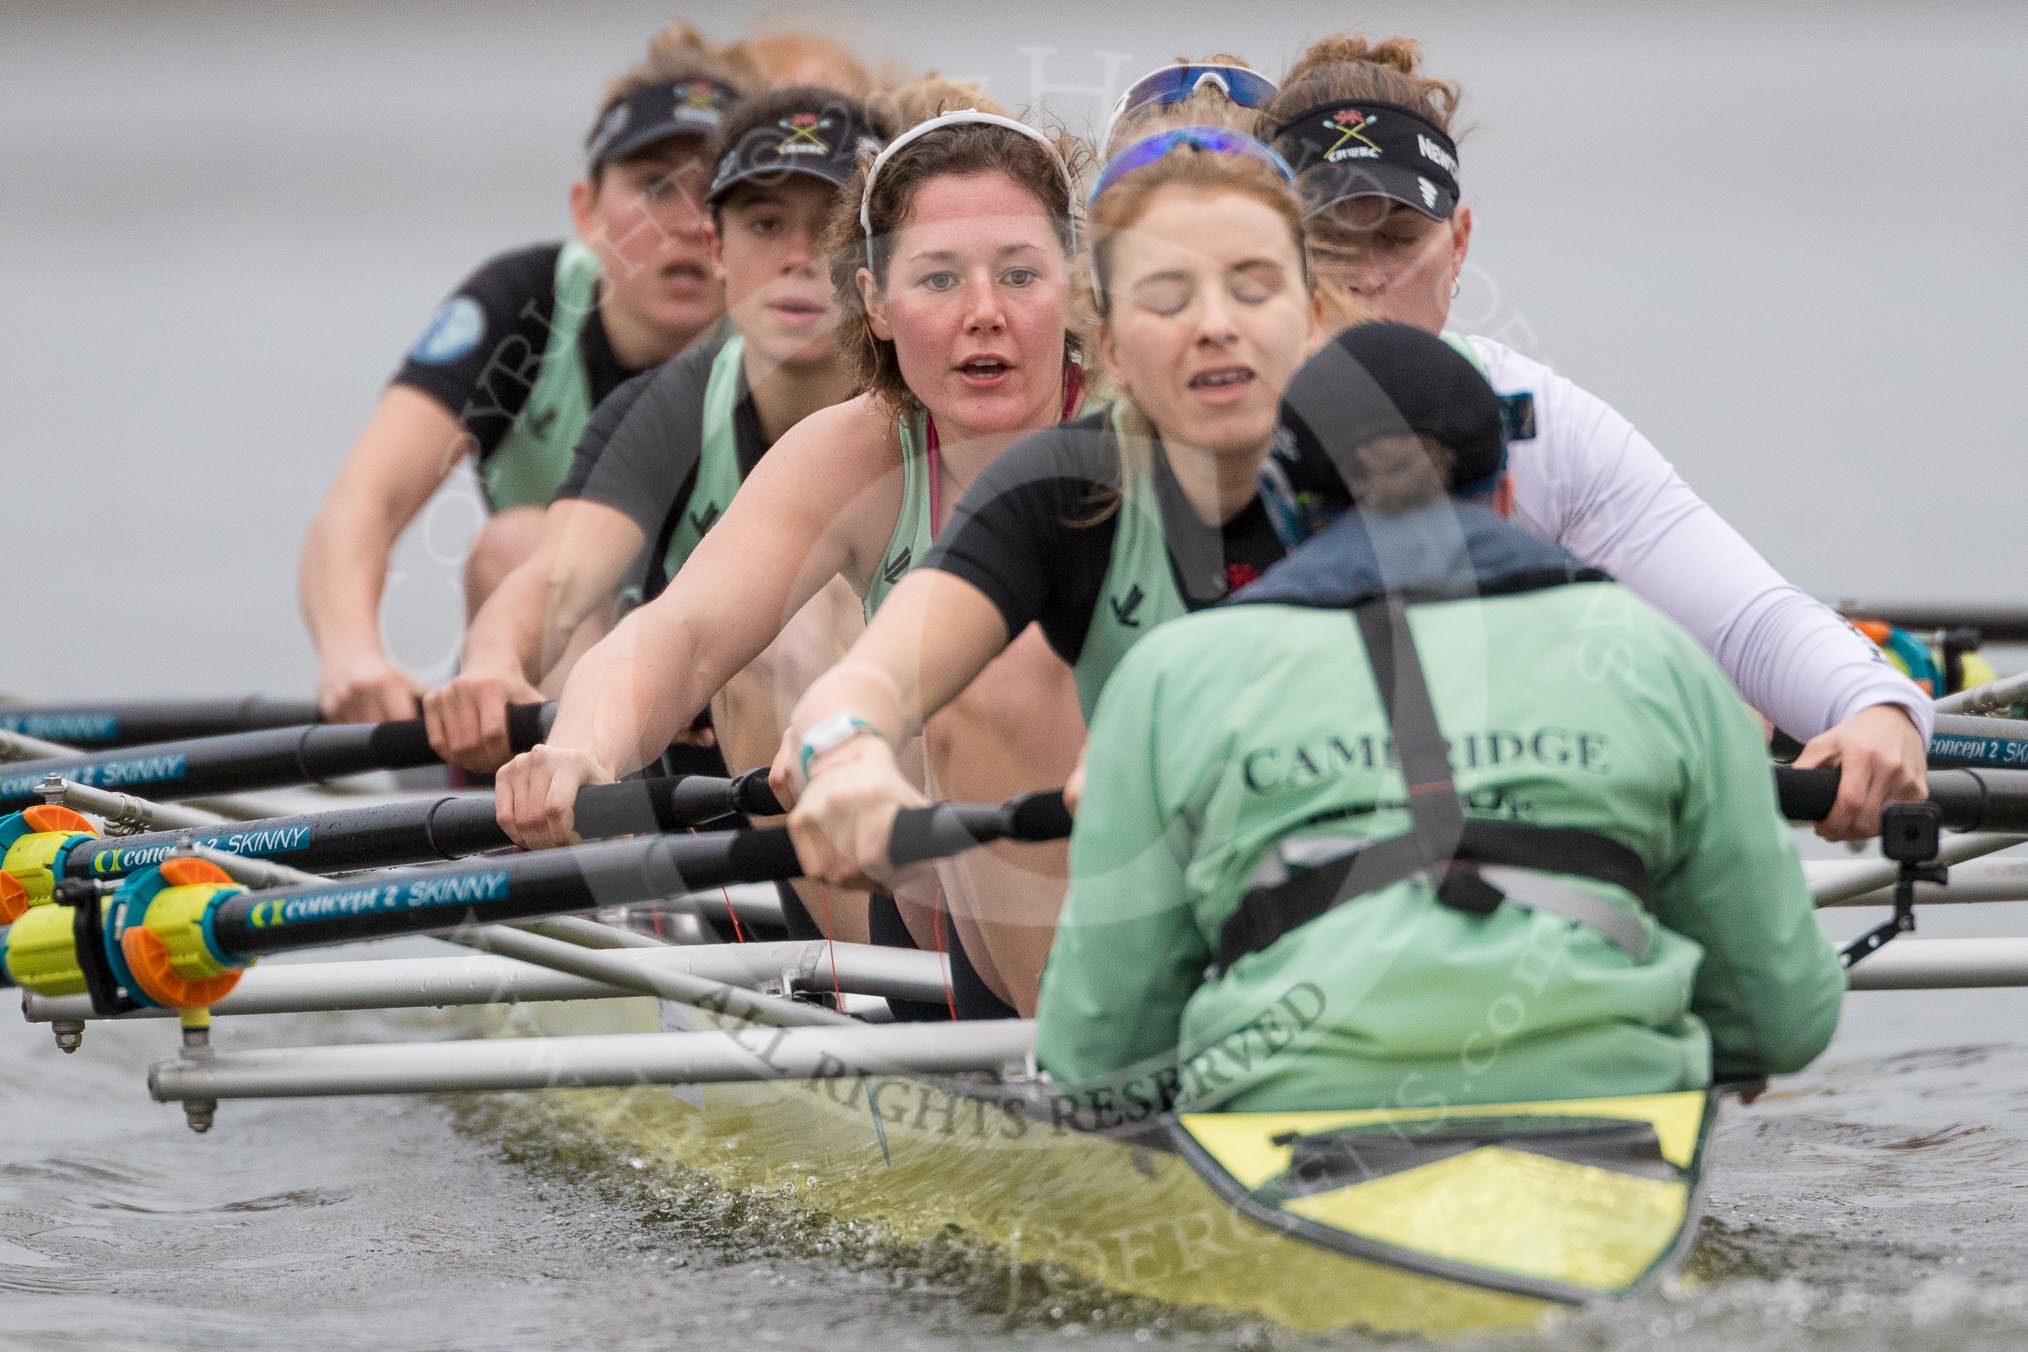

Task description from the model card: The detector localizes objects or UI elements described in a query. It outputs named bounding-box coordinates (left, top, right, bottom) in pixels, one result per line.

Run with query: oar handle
left=1774, top=767, right=1841, bottom=822
left=1774, top=764, right=2028, bottom=833
left=572, top=770, right=779, bottom=836
left=0, top=789, right=1077, bottom=1003
left=655, top=788, right=1074, bottom=888
left=358, top=702, right=551, bottom=763
left=642, top=767, right=784, bottom=829
left=1833, top=599, right=2028, bottom=644
left=888, top=791, right=1074, bottom=868
left=506, top=702, right=552, bottom=754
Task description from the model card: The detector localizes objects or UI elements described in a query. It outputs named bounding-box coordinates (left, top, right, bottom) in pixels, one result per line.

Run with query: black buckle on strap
left=1434, top=862, right=1503, bottom=916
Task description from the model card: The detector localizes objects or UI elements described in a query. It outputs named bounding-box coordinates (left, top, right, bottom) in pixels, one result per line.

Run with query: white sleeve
left=1473, top=336, right=1932, bottom=743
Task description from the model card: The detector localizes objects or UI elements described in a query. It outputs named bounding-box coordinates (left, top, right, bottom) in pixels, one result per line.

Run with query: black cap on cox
left=708, top=96, right=886, bottom=206
left=1270, top=322, right=1507, bottom=516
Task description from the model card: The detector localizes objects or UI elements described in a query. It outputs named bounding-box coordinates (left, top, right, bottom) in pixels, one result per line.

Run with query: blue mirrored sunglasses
left=1088, top=125, right=1296, bottom=206
left=1107, top=64, right=1280, bottom=136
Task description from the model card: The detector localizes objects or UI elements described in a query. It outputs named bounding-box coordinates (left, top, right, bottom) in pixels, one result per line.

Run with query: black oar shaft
left=211, top=830, right=802, bottom=957
left=203, top=788, right=1073, bottom=962
left=889, top=792, right=1072, bottom=867
left=0, top=705, right=552, bottom=813
left=60, top=773, right=775, bottom=882
left=67, top=796, right=488, bottom=880
left=0, top=696, right=321, bottom=748
left=1775, top=765, right=2028, bottom=833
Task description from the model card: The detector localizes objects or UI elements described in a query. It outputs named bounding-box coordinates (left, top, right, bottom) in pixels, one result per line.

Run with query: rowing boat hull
left=496, top=996, right=1714, bottom=1337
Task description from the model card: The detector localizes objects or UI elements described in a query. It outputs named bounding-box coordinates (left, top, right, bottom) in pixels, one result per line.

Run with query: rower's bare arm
left=499, top=399, right=898, bottom=848
left=779, top=573, right=1014, bottom=878
left=426, top=498, right=647, bottom=771
left=299, top=385, right=470, bottom=722
left=556, top=401, right=891, bottom=762
left=781, top=571, right=1012, bottom=792
left=468, top=498, right=647, bottom=681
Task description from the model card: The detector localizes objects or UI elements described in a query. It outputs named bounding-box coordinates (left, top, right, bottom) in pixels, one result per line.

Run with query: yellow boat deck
left=491, top=996, right=1714, bottom=1338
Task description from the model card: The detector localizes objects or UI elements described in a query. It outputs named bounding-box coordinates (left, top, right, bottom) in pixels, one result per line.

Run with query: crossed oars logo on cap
left=677, top=81, right=724, bottom=114
left=776, top=113, right=833, bottom=152
left=1324, top=107, right=1381, bottom=157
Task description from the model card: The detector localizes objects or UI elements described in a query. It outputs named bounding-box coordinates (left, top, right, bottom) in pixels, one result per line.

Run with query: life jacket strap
left=1214, top=819, right=1654, bottom=973
left=1211, top=594, right=1653, bottom=974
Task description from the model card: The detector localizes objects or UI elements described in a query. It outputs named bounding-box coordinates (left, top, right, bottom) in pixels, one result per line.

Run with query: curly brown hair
left=1260, top=33, right=1462, bottom=139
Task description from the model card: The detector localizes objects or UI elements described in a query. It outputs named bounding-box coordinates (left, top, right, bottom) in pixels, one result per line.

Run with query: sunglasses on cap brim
left=1087, top=124, right=1295, bottom=207
left=1101, top=63, right=1279, bottom=149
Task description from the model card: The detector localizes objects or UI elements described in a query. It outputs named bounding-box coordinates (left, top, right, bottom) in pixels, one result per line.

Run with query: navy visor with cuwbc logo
left=587, top=77, right=744, bottom=170
left=1269, top=99, right=1461, bottom=220
left=708, top=99, right=888, bottom=206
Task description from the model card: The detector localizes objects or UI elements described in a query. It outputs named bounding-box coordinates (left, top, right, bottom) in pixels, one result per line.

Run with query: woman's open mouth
left=657, top=260, right=711, bottom=296
left=1188, top=365, right=1256, bottom=405
left=956, top=356, right=1013, bottom=387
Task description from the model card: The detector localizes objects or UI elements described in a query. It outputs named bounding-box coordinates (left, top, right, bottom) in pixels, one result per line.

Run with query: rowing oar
left=1774, top=763, right=2028, bottom=966
left=1774, top=764, right=2028, bottom=832
left=1767, top=715, right=2028, bottom=772
left=0, top=695, right=321, bottom=750
left=1832, top=599, right=2028, bottom=644
left=0, top=768, right=785, bottom=921
left=1925, top=714, right=2028, bottom=771
left=0, top=790, right=1072, bottom=1016
left=0, top=704, right=554, bottom=815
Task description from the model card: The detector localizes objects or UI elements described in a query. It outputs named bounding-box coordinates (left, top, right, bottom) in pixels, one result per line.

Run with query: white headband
left=856, top=108, right=1078, bottom=267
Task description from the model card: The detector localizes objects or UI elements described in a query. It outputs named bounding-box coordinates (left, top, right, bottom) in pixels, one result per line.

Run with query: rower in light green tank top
left=1074, top=339, right=1492, bottom=719
left=865, top=378, right=1108, bottom=624
left=1072, top=404, right=1192, bottom=720
left=480, top=241, right=604, bottom=512
left=658, top=336, right=750, bottom=576
left=863, top=408, right=934, bottom=623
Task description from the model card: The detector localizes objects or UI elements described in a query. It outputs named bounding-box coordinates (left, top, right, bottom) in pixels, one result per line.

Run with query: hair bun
left=1266, top=32, right=1459, bottom=134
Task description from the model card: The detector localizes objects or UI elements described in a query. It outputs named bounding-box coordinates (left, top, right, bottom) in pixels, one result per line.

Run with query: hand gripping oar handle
left=887, top=791, right=1075, bottom=867
left=0, top=704, right=555, bottom=813
left=1774, top=765, right=2028, bottom=833
left=350, top=702, right=553, bottom=766
left=192, top=789, right=1073, bottom=959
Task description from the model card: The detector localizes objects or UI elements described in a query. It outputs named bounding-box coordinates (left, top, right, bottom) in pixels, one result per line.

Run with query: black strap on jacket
left=1214, top=595, right=1653, bottom=974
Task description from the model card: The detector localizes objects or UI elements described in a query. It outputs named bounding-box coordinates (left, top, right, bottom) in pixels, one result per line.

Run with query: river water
left=7, top=909, right=2028, bottom=1352
left=5, top=1, right=2028, bottom=1348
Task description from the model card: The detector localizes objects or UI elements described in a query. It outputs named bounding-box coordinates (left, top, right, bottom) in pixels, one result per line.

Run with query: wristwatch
left=799, top=714, right=887, bottom=781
